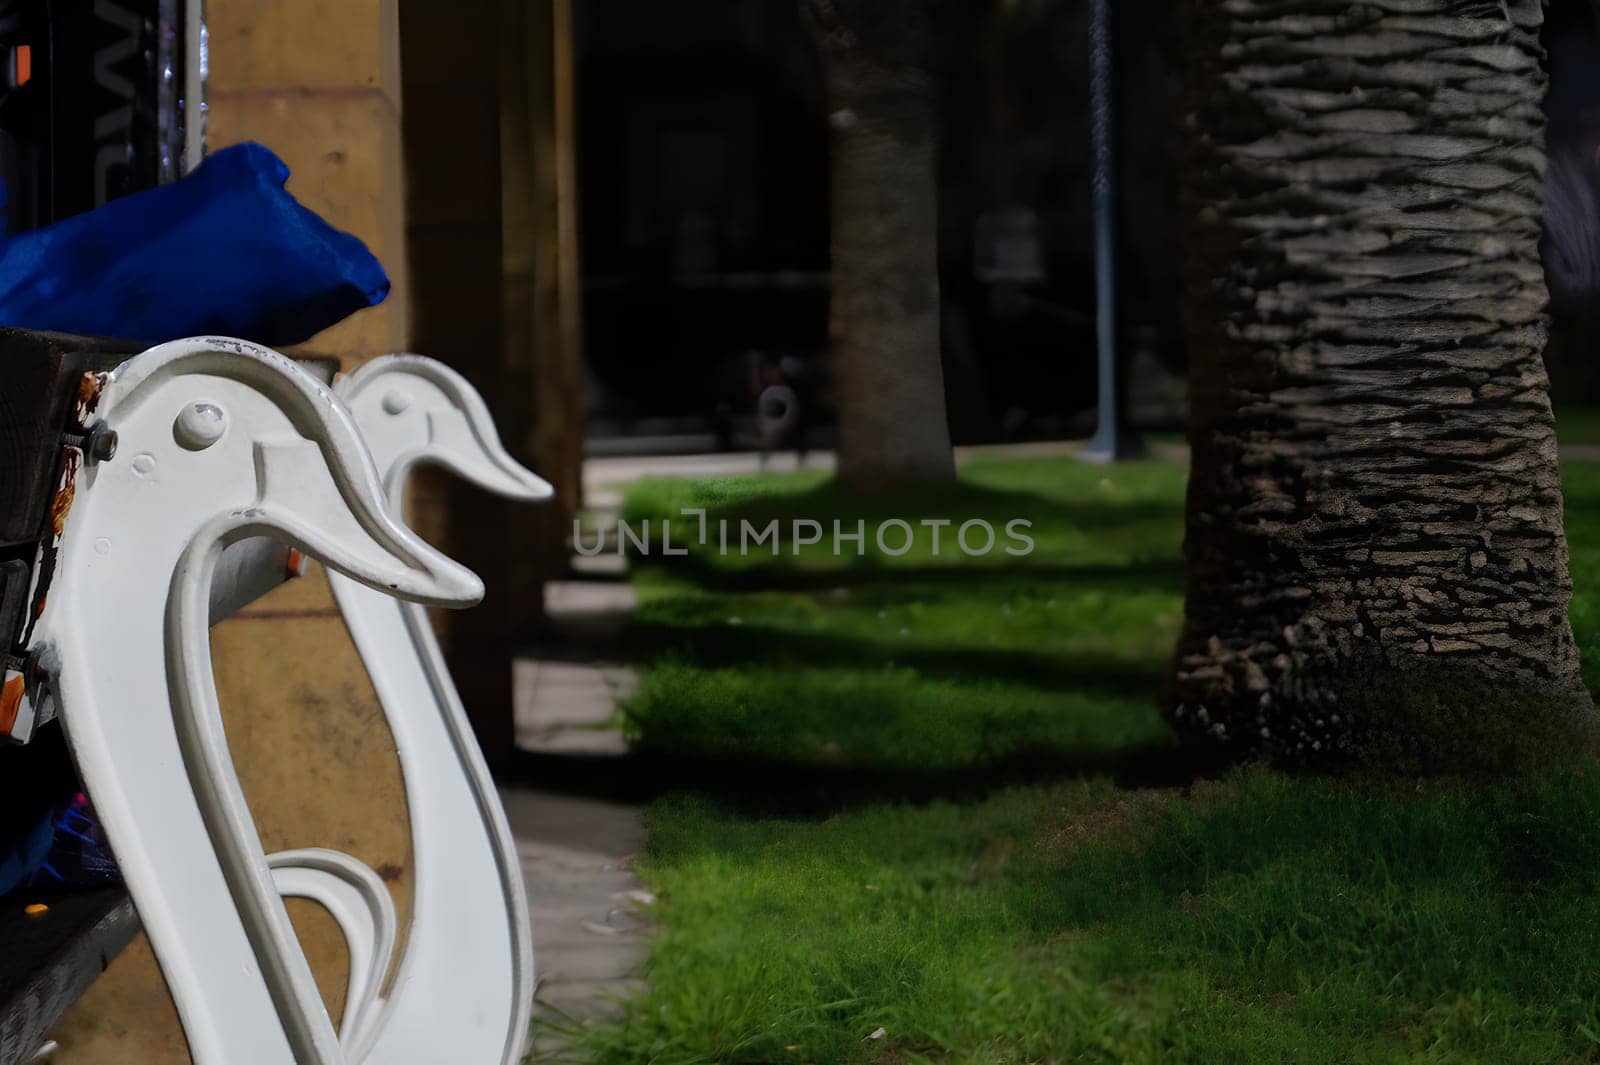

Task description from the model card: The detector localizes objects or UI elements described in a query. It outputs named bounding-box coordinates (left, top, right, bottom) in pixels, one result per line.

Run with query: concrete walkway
left=516, top=657, right=636, bottom=756
left=503, top=786, right=650, bottom=1048
left=511, top=500, right=650, bottom=1056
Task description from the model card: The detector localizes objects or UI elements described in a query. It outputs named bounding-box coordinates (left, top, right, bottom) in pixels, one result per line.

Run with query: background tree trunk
left=805, top=0, right=956, bottom=492
left=1171, top=0, right=1597, bottom=772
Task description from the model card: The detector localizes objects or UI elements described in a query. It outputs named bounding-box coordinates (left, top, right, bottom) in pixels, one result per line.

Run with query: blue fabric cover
left=0, top=141, right=389, bottom=345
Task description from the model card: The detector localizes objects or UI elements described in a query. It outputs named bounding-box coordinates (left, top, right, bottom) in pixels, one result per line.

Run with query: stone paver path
left=515, top=657, right=636, bottom=756
left=502, top=787, right=650, bottom=1048
left=511, top=495, right=650, bottom=1057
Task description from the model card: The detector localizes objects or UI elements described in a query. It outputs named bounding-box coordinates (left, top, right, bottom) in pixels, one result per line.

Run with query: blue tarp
left=0, top=141, right=389, bottom=346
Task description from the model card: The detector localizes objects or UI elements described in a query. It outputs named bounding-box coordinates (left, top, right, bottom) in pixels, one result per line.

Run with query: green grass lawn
left=558, top=456, right=1600, bottom=1064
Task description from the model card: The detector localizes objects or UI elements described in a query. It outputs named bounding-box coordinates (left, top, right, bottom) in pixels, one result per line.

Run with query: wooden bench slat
left=0, top=889, right=137, bottom=1065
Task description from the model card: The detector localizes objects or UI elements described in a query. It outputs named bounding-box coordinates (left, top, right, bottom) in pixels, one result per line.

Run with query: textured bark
left=1172, top=0, right=1598, bottom=772
left=805, top=0, right=956, bottom=492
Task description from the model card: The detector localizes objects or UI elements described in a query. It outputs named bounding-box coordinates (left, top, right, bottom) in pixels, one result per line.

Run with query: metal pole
left=1082, top=0, right=1142, bottom=462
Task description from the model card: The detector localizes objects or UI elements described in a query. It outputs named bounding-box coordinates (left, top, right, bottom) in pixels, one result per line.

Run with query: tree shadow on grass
left=620, top=480, right=1185, bottom=562
left=503, top=738, right=1226, bottom=818
left=622, top=475, right=1182, bottom=519
left=622, top=617, right=1169, bottom=699
left=626, top=553, right=1186, bottom=595
left=515, top=594, right=1208, bottom=814
left=525, top=472, right=1208, bottom=814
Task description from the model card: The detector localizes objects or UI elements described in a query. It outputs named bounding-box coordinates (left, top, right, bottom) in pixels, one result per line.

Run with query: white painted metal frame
left=21, top=337, right=529, bottom=1064
left=327, top=354, right=549, bottom=1064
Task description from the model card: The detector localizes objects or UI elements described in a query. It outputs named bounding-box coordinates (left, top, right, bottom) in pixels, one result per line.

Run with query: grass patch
left=559, top=455, right=1600, bottom=1064
left=618, top=459, right=1185, bottom=772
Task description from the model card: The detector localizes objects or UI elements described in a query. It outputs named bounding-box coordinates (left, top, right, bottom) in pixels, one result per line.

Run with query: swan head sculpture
left=335, top=354, right=554, bottom=506
left=70, top=337, right=486, bottom=609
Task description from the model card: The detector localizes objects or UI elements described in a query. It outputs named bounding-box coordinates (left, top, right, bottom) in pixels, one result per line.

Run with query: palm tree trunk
left=805, top=0, right=956, bottom=492
left=1171, top=0, right=1597, bottom=771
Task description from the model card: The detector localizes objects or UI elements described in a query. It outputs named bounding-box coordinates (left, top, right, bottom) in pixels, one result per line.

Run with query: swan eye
left=174, top=402, right=228, bottom=451
left=381, top=388, right=413, bottom=415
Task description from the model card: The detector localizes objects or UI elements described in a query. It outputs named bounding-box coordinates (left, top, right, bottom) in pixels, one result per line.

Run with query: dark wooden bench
left=0, top=329, right=334, bottom=1065
left=0, top=889, right=138, bottom=1062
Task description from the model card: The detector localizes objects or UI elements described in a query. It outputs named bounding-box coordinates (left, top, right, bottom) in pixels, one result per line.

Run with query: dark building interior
left=571, top=1, right=1600, bottom=451
left=573, top=0, right=1189, bottom=452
